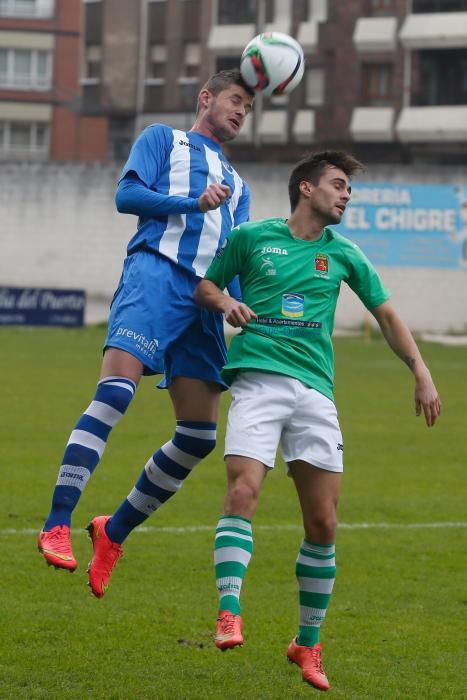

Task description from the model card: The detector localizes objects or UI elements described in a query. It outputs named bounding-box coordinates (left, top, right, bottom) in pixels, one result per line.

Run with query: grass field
left=0, top=326, right=465, bottom=699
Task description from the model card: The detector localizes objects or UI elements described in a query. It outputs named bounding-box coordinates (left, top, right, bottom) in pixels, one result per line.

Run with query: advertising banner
left=0, top=287, right=85, bottom=326
left=337, top=183, right=467, bottom=269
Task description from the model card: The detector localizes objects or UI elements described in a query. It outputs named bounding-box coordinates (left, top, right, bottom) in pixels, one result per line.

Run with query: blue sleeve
left=233, top=181, right=251, bottom=226
left=226, top=277, right=242, bottom=302
left=119, top=124, right=168, bottom=188
left=115, top=172, right=201, bottom=217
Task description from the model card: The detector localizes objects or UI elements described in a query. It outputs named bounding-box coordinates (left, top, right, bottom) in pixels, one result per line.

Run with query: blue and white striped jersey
left=119, top=123, right=250, bottom=278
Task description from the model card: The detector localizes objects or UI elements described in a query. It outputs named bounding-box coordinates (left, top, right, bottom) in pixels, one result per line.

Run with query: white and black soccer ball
left=240, top=32, right=305, bottom=97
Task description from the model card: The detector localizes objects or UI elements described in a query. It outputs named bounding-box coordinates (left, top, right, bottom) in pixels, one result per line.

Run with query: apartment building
left=79, top=0, right=467, bottom=163
left=6, top=0, right=465, bottom=162
left=0, top=0, right=107, bottom=161
left=351, top=0, right=467, bottom=162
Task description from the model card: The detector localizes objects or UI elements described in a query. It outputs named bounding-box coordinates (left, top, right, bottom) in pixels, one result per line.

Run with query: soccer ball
left=240, top=32, right=305, bottom=97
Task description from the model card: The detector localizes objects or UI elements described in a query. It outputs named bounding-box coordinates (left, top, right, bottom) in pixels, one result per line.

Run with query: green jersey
left=205, top=218, right=390, bottom=400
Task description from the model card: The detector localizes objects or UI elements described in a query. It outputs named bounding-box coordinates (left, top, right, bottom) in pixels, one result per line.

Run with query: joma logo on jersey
left=179, top=139, right=202, bottom=152
left=261, top=246, right=288, bottom=255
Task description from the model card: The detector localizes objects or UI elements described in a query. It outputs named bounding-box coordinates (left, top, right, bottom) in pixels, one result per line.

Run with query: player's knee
left=305, top=512, right=337, bottom=543
left=200, top=437, right=217, bottom=458
left=189, top=435, right=216, bottom=459
left=227, top=479, right=260, bottom=513
left=95, top=376, right=137, bottom=415
left=173, top=423, right=217, bottom=460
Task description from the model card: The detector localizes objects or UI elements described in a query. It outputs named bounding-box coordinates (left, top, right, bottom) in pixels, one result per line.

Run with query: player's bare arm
left=370, top=300, right=441, bottom=427
left=198, top=184, right=231, bottom=212
left=194, top=279, right=256, bottom=327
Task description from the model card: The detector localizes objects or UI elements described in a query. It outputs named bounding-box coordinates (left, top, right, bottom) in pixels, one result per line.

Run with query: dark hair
left=288, top=150, right=364, bottom=211
left=198, top=69, right=255, bottom=106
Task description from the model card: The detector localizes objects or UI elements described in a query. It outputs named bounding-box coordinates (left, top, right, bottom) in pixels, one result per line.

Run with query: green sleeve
left=204, top=226, right=249, bottom=290
left=345, top=243, right=391, bottom=310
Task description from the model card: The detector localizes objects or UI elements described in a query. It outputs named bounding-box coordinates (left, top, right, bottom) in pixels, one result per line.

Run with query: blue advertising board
left=0, top=287, right=85, bottom=326
left=336, top=183, right=467, bottom=269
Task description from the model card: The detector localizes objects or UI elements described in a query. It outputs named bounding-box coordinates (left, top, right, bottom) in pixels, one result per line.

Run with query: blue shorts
left=105, top=251, right=228, bottom=388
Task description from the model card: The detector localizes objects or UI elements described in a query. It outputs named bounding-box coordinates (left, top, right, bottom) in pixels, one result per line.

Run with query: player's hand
left=198, top=184, right=231, bottom=212
left=222, top=298, right=257, bottom=328
left=415, top=374, right=441, bottom=427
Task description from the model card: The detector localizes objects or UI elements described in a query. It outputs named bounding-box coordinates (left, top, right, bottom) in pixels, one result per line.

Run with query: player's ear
left=299, top=180, right=313, bottom=197
left=198, top=89, right=211, bottom=109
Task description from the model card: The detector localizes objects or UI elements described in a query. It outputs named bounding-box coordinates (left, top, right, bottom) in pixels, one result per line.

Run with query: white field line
left=1, top=522, right=466, bottom=536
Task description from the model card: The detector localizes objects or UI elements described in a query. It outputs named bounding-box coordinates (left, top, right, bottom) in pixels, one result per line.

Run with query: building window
left=0, top=48, right=51, bottom=91
left=182, top=42, right=200, bottom=79
left=306, top=67, right=324, bottom=106
left=412, top=0, right=467, bottom=12
left=83, top=45, right=101, bottom=83
left=367, top=0, right=396, bottom=15
left=215, top=56, right=240, bottom=72
left=0, top=0, right=54, bottom=18
left=217, top=0, right=274, bottom=24
left=0, top=121, right=49, bottom=156
left=147, top=44, right=167, bottom=82
left=218, top=0, right=256, bottom=24
left=361, top=63, right=393, bottom=106
left=416, top=49, right=467, bottom=106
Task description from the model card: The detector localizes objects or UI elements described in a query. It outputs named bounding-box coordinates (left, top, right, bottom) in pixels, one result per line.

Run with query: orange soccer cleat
left=287, top=638, right=331, bottom=691
left=86, top=515, right=123, bottom=598
left=214, top=610, right=244, bottom=651
left=38, top=525, right=77, bottom=572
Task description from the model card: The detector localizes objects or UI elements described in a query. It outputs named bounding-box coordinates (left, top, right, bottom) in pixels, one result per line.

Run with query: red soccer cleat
left=38, top=525, right=77, bottom=572
left=287, top=638, right=331, bottom=691
left=86, top=515, right=123, bottom=598
left=214, top=610, right=244, bottom=650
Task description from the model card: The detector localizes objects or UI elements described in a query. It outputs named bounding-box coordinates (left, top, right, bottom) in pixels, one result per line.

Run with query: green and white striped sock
left=296, top=539, right=336, bottom=647
left=214, top=515, right=253, bottom=615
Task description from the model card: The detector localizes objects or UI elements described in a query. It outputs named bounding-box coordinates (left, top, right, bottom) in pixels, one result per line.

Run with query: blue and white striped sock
left=106, top=420, right=216, bottom=544
left=44, top=376, right=136, bottom=530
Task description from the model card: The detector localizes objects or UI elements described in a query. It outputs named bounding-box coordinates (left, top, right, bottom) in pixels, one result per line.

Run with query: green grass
left=0, top=327, right=465, bottom=699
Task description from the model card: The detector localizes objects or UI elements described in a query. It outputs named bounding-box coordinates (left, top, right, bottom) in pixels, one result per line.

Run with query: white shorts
left=225, top=372, right=344, bottom=473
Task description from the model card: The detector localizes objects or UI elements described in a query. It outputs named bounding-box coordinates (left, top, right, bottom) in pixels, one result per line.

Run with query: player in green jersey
left=194, top=151, right=441, bottom=691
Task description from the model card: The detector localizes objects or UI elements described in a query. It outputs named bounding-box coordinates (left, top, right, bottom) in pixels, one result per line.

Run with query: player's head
left=195, top=69, right=255, bottom=143
left=288, top=151, right=364, bottom=223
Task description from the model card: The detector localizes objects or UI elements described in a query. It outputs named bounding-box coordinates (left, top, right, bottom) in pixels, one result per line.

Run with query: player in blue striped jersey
left=38, top=70, right=255, bottom=593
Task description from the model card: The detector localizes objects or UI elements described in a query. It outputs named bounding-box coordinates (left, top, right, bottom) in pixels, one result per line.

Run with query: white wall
left=1, top=162, right=466, bottom=333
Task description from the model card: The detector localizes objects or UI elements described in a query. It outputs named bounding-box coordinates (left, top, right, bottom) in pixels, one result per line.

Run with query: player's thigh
left=225, top=372, right=295, bottom=469
left=288, top=460, right=341, bottom=523
left=100, top=347, right=144, bottom=384
left=168, top=377, right=221, bottom=422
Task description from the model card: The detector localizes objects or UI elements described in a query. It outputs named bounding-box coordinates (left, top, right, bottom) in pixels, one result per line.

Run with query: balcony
left=400, top=12, right=467, bottom=48
left=350, top=107, right=395, bottom=141
left=258, top=110, right=287, bottom=144
left=353, top=17, right=398, bottom=52
left=296, top=22, right=319, bottom=53
left=207, top=25, right=255, bottom=53
left=396, top=106, right=467, bottom=141
left=292, top=110, right=315, bottom=144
